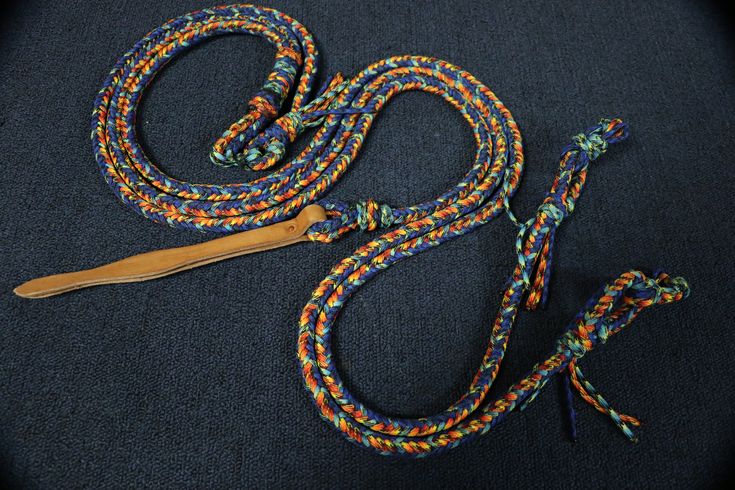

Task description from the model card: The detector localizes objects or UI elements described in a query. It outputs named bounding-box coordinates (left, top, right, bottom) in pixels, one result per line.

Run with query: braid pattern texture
left=92, top=4, right=689, bottom=456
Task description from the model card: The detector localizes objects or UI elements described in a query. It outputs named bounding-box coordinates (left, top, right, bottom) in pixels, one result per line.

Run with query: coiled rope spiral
left=92, top=4, right=689, bottom=456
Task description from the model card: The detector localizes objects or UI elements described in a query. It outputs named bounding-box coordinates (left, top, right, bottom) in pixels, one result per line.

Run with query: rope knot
left=305, top=198, right=396, bottom=243
left=667, top=276, right=691, bottom=299
left=570, top=118, right=630, bottom=163
left=572, top=131, right=608, bottom=161
left=355, top=199, right=394, bottom=231
left=558, top=317, right=611, bottom=359
left=559, top=329, right=590, bottom=358
left=634, top=271, right=691, bottom=305
left=537, top=200, right=565, bottom=226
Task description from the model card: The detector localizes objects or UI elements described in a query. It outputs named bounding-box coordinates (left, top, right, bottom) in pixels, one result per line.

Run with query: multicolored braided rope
left=92, top=4, right=689, bottom=456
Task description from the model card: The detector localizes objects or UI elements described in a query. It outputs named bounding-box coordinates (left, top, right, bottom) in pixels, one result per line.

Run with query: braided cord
left=92, top=4, right=689, bottom=456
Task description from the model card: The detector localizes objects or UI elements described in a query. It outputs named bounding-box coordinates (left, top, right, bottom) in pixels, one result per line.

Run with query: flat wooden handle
left=14, top=205, right=327, bottom=299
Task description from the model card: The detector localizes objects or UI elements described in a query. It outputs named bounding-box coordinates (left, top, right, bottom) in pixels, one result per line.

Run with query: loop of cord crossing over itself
left=92, top=4, right=690, bottom=456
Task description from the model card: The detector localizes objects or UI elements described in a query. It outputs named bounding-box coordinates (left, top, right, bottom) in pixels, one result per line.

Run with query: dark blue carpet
left=1, top=1, right=733, bottom=487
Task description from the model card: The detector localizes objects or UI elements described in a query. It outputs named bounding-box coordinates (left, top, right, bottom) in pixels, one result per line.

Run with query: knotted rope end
left=355, top=199, right=395, bottom=232
left=555, top=269, right=689, bottom=442
left=571, top=118, right=630, bottom=161
left=521, top=119, right=632, bottom=311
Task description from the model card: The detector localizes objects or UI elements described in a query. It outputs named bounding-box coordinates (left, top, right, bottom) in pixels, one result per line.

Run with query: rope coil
left=91, top=4, right=689, bottom=456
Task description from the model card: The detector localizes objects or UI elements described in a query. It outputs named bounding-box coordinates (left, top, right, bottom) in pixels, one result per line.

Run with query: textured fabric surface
left=0, top=0, right=732, bottom=487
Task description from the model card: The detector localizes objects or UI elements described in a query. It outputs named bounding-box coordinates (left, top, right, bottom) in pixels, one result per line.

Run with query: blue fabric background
left=1, top=0, right=733, bottom=487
